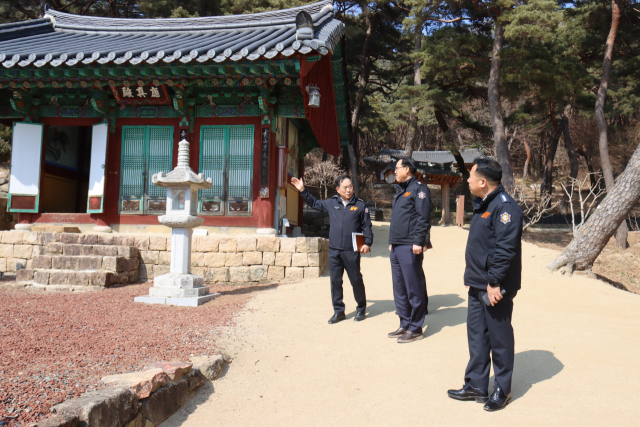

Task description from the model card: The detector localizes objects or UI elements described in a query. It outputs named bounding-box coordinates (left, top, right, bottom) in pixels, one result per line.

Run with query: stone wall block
left=119, top=237, right=136, bottom=247
left=63, top=245, right=83, bottom=256
left=92, top=245, right=117, bottom=256
left=1, top=230, right=24, bottom=244
left=118, top=246, right=139, bottom=258
left=0, top=258, right=6, bottom=272
left=134, top=236, right=150, bottom=251
left=279, top=238, right=296, bottom=253
left=32, top=255, right=52, bottom=269
left=42, top=233, right=59, bottom=245
left=158, top=251, right=171, bottom=266
left=49, top=271, right=71, bottom=285
left=33, top=271, right=50, bottom=285
left=23, top=232, right=43, bottom=245
left=29, top=413, right=79, bottom=427
left=0, top=244, right=13, bottom=258
left=229, top=266, right=251, bottom=282
left=59, top=234, right=80, bottom=245
left=296, top=237, right=319, bottom=253
left=16, top=269, right=34, bottom=281
left=10, top=258, right=27, bottom=271
left=250, top=265, right=267, bottom=281
left=262, top=252, right=275, bottom=266
left=89, top=272, right=114, bottom=287
left=189, top=355, right=226, bottom=381
left=195, top=236, right=220, bottom=252
left=97, top=234, right=115, bottom=246
left=191, top=267, right=206, bottom=278
left=52, top=386, right=138, bottom=427
left=236, top=237, right=257, bottom=252
left=275, top=252, right=292, bottom=267
left=243, top=252, right=262, bottom=265
left=285, top=267, right=304, bottom=281
left=140, top=251, right=159, bottom=264
left=225, top=253, right=243, bottom=267
left=71, top=272, right=91, bottom=286
left=256, top=236, right=279, bottom=252
left=204, top=252, right=226, bottom=268
left=148, top=236, right=167, bottom=251
left=154, top=265, right=170, bottom=277
left=291, top=253, right=308, bottom=267
left=191, top=252, right=204, bottom=267
left=78, top=256, right=102, bottom=271
left=218, top=238, right=237, bottom=253
left=208, top=267, right=230, bottom=282
left=78, top=234, right=99, bottom=245
left=101, top=369, right=168, bottom=399
left=139, top=264, right=153, bottom=281
left=304, top=267, right=321, bottom=279
left=267, top=265, right=285, bottom=281
left=307, top=253, right=320, bottom=267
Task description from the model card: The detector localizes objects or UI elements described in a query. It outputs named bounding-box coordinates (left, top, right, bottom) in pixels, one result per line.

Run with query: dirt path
left=163, top=223, right=640, bottom=426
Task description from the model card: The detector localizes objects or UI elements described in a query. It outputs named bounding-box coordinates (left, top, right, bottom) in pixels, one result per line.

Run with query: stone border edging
left=28, top=353, right=231, bottom=427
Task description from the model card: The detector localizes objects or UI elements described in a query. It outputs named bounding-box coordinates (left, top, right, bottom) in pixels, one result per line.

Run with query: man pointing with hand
left=292, top=175, right=373, bottom=324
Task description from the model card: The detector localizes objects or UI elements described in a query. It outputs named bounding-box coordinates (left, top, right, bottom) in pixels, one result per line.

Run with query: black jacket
left=300, top=190, right=373, bottom=251
left=388, top=176, right=432, bottom=247
left=464, top=184, right=523, bottom=291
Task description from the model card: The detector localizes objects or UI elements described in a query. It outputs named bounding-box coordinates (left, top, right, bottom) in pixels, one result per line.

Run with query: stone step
left=134, top=294, right=219, bottom=307
left=32, top=255, right=139, bottom=273
left=17, top=268, right=139, bottom=287
left=41, top=243, right=139, bottom=258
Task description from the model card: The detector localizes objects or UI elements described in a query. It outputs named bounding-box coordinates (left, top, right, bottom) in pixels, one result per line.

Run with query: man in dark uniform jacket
left=387, top=158, right=431, bottom=344
left=291, top=175, right=373, bottom=324
left=448, top=158, right=523, bottom=412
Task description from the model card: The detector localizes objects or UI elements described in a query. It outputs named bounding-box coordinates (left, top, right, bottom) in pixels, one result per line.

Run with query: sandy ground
left=162, top=222, right=640, bottom=427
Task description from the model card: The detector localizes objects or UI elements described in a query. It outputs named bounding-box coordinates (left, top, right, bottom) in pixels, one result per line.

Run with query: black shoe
left=397, top=330, right=423, bottom=343
left=447, top=383, right=489, bottom=403
left=354, top=310, right=366, bottom=321
left=483, top=386, right=511, bottom=411
left=388, top=327, right=407, bottom=338
left=328, top=312, right=346, bottom=324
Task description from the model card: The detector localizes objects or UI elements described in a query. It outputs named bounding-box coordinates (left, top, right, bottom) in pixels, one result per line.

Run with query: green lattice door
left=120, top=126, right=173, bottom=214
left=199, top=125, right=254, bottom=215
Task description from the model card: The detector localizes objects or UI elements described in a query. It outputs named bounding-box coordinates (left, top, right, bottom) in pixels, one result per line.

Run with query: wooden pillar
left=442, top=182, right=450, bottom=226
left=456, top=195, right=465, bottom=227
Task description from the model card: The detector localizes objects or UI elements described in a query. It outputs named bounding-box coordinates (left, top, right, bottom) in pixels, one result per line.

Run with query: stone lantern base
left=134, top=273, right=219, bottom=307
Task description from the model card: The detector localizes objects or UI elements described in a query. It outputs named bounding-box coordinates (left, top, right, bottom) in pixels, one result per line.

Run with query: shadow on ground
left=485, top=350, right=564, bottom=402
left=214, top=284, right=279, bottom=296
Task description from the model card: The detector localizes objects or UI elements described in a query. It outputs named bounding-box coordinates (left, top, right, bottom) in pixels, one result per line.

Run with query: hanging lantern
left=306, top=85, right=320, bottom=108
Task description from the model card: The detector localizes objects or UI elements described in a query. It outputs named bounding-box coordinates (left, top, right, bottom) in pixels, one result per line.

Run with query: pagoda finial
left=178, top=130, right=189, bottom=167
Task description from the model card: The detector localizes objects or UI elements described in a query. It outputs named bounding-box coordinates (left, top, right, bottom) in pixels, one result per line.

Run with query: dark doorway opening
left=41, top=125, right=92, bottom=214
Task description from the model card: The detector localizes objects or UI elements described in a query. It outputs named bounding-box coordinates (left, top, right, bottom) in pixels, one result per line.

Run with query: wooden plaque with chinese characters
left=110, top=84, right=171, bottom=106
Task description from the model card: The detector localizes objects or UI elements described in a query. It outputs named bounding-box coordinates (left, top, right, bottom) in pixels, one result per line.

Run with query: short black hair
left=473, top=158, right=502, bottom=183
left=335, top=175, right=352, bottom=188
left=399, top=157, right=417, bottom=174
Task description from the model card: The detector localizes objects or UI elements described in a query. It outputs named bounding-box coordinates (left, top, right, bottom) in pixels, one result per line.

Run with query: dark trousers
left=390, top=245, right=428, bottom=333
left=464, top=286, right=516, bottom=395
left=328, top=248, right=366, bottom=313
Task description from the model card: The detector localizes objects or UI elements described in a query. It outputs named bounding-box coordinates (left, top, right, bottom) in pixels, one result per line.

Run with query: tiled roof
left=0, top=0, right=343, bottom=68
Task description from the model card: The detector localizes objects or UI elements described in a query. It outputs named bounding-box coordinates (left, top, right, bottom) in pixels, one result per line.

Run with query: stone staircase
left=15, top=240, right=140, bottom=292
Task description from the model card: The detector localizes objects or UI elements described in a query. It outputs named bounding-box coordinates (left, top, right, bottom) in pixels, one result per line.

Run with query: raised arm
left=291, top=177, right=328, bottom=213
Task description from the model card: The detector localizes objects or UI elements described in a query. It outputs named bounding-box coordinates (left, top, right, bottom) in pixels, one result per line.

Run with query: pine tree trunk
left=348, top=2, right=373, bottom=198
left=434, top=108, right=471, bottom=209
left=595, top=0, right=627, bottom=249
left=560, top=117, right=579, bottom=213
left=488, top=16, right=515, bottom=194
left=547, top=141, right=640, bottom=273
left=523, top=139, right=531, bottom=178
left=404, top=22, right=423, bottom=158
left=543, top=107, right=562, bottom=200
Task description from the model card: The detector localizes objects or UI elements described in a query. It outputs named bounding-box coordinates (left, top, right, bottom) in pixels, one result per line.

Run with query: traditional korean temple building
left=0, top=0, right=349, bottom=234
left=364, top=147, right=484, bottom=225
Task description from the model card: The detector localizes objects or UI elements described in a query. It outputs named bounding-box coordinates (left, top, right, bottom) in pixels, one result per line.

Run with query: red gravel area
left=0, top=282, right=275, bottom=426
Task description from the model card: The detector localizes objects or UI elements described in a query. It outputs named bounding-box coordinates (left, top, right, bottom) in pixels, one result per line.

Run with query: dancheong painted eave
left=0, top=0, right=345, bottom=68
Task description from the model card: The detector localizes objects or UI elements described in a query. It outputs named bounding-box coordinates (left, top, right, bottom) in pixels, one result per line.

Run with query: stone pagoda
left=134, top=130, right=217, bottom=307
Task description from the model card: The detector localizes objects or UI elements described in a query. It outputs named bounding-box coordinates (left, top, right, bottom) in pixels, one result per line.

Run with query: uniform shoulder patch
left=365, top=207, right=369, bottom=213
left=500, top=211, right=511, bottom=224
left=500, top=194, right=510, bottom=203
left=419, top=191, right=426, bottom=199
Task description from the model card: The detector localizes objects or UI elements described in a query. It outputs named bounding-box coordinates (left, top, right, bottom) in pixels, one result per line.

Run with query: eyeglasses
left=395, top=166, right=408, bottom=170
left=340, top=185, right=354, bottom=190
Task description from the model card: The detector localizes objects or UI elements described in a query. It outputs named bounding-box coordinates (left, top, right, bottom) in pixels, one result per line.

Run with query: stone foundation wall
left=0, top=231, right=329, bottom=284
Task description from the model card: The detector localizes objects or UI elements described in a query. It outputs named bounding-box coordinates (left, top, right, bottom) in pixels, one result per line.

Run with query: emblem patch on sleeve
left=500, top=212, right=512, bottom=224
left=419, top=191, right=426, bottom=199
left=365, top=208, right=368, bottom=213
